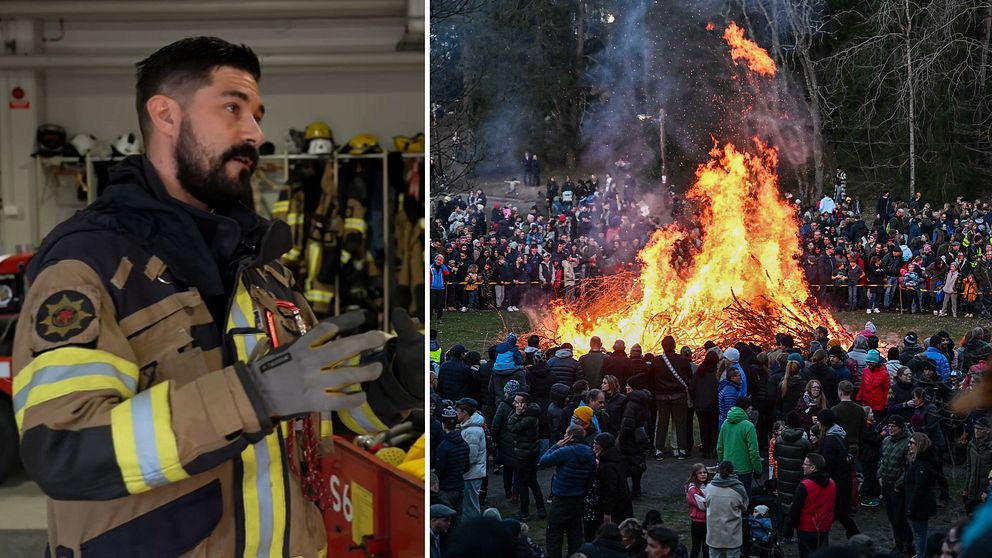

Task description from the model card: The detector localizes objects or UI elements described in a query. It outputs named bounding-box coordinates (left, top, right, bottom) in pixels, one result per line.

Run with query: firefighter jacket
left=12, top=156, right=401, bottom=558
left=302, top=163, right=341, bottom=316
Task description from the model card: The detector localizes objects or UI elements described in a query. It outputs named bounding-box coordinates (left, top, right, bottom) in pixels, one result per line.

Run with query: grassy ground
left=433, top=307, right=991, bottom=355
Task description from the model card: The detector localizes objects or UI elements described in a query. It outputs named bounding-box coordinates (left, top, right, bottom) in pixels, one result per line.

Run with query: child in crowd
left=749, top=505, right=774, bottom=544
left=685, top=463, right=709, bottom=558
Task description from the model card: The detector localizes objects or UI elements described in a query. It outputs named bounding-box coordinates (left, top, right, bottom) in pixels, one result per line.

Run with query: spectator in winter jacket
left=579, top=335, right=610, bottom=387
left=593, top=433, right=633, bottom=525
left=685, top=463, right=710, bottom=558
left=815, top=409, right=859, bottom=537
left=435, top=408, right=471, bottom=516
left=477, top=347, right=498, bottom=423
left=651, top=335, right=694, bottom=459
left=540, top=424, right=598, bottom=558
left=692, top=351, right=721, bottom=458
left=831, top=381, right=866, bottom=451
left=718, top=367, right=743, bottom=430
left=924, top=338, right=953, bottom=381
left=723, top=348, right=748, bottom=397
left=899, top=332, right=926, bottom=365
left=494, top=332, right=524, bottom=370
left=879, top=414, right=914, bottom=555
left=548, top=382, right=571, bottom=443
left=506, top=392, right=546, bottom=520
left=620, top=373, right=653, bottom=497
left=491, top=380, right=521, bottom=500
left=856, top=350, right=890, bottom=422
left=601, top=374, right=627, bottom=436
left=905, top=432, right=939, bottom=556
left=438, top=345, right=473, bottom=400
left=601, top=340, right=633, bottom=388
left=827, top=346, right=851, bottom=385
left=774, top=412, right=812, bottom=538
left=804, top=350, right=839, bottom=407
left=526, top=350, right=556, bottom=452
left=577, top=523, right=629, bottom=558
left=703, top=461, right=749, bottom=558
left=549, top=343, right=584, bottom=388
left=848, top=335, right=870, bottom=368
left=457, top=398, right=489, bottom=519
left=790, top=453, right=836, bottom=558
left=965, top=417, right=992, bottom=512
left=717, top=399, right=763, bottom=495
left=490, top=355, right=528, bottom=407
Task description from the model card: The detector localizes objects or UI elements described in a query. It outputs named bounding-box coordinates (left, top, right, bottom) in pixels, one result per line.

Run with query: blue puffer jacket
left=539, top=442, right=597, bottom=497
left=924, top=346, right=952, bottom=381
left=718, top=379, right=740, bottom=430
left=494, top=334, right=523, bottom=369
left=434, top=430, right=471, bottom=492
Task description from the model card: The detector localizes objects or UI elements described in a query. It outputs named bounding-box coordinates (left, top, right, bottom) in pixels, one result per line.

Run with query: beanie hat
left=724, top=348, right=740, bottom=363
left=533, top=349, right=547, bottom=363
left=627, top=373, right=648, bottom=391
left=785, top=411, right=801, bottom=429
left=504, top=379, right=521, bottom=397
left=904, top=332, right=919, bottom=347
left=910, top=413, right=925, bottom=428
left=449, top=344, right=467, bottom=358
left=594, top=432, right=616, bottom=450
left=865, top=321, right=877, bottom=334
left=886, top=414, right=906, bottom=428
left=787, top=352, right=805, bottom=367
left=828, top=345, right=846, bottom=360
left=573, top=405, right=594, bottom=426
left=866, top=349, right=882, bottom=364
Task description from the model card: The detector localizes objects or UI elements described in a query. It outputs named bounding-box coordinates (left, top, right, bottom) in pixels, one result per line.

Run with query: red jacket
left=856, top=364, right=890, bottom=411
left=686, top=483, right=707, bottom=522
left=796, top=475, right=836, bottom=533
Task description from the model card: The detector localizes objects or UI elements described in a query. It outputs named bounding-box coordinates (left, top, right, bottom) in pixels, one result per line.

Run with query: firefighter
left=12, top=37, right=422, bottom=557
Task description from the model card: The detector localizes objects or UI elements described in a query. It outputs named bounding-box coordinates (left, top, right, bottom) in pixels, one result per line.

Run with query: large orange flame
left=723, top=22, right=776, bottom=76
left=536, top=138, right=848, bottom=354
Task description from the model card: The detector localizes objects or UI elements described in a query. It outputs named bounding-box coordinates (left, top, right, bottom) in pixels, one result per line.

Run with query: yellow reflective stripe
left=283, top=248, right=301, bottom=263
left=286, top=214, right=304, bottom=226
left=344, top=218, right=367, bottom=233
left=340, top=250, right=352, bottom=264
left=305, top=290, right=334, bottom=303
left=227, top=282, right=257, bottom=362
left=320, top=415, right=333, bottom=438
left=110, top=382, right=190, bottom=494
left=13, top=348, right=139, bottom=430
left=240, top=432, right=287, bottom=558
left=272, top=200, right=289, bottom=212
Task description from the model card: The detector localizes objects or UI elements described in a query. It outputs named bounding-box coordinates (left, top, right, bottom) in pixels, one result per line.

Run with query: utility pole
left=659, top=108, right=667, bottom=185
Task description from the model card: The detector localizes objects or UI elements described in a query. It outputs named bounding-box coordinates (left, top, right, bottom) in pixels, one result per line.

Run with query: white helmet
left=113, top=132, right=143, bottom=156
left=69, top=134, right=96, bottom=157
left=308, top=138, right=333, bottom=155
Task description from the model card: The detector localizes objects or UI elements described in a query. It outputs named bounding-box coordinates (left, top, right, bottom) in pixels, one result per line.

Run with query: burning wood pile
left=532, top=24, right=851, bottom=354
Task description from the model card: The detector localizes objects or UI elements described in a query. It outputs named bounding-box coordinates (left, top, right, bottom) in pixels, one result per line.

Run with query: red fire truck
left=0, top=252, right=31, bottom=484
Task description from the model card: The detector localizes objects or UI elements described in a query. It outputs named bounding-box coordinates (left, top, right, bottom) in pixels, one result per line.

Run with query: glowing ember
left=706, top=22, right=715, bottom=31
left=535, top=138, right=849, bottom=354
left=723, top=22, right=776, bottom=76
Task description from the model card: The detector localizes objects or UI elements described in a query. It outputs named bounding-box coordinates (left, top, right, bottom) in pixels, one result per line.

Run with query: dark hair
left=594, top=522, right=623, bottom=542
left=806, top=453, right=826, bottom=471
left=135, top=37, right=261, bottom=139
left=718, top=460, right=735, bottom=476
left=646, top=526, right=680, bottom=553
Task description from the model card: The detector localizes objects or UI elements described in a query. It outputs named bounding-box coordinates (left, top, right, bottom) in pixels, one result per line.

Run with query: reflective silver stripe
left=254, top=440, right=274, bottom=558
left=342, top=406, right=380, bottom=434
left=231, top=296, right=251, bottom=329
left=14, top=362, right=138, bottom=413
left=243, top=333, right=259, bottom=358
left=130, top=390, right=170, bottom=488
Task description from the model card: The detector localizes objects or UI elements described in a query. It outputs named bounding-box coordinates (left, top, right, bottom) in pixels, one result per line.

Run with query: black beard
left=174, top=119, right=258, bottom=212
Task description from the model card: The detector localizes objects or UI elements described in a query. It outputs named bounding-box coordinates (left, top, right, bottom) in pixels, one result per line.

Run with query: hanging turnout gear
left=303, top=162, right=342, bottom=316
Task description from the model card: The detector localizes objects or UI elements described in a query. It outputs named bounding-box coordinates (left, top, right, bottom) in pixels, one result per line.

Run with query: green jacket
left=966, top=439, right=992, bottom=500
left=716, top=407, right=762, bottom=474
left=879, top=429, right=911, bottom=485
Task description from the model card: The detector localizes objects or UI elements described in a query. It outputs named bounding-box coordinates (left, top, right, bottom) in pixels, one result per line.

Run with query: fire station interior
left=0, top=2, right=425, bottom=555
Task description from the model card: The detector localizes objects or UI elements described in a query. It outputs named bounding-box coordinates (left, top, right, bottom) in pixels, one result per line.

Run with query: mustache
left=221, top=144, right=260, bottom=169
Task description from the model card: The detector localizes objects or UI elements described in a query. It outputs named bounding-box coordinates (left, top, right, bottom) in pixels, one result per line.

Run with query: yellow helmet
left=304, top=120, right=333, bottom=141
left=343, top=133, right=382, bottom=155
left=393, top=132, right=424, bottom=153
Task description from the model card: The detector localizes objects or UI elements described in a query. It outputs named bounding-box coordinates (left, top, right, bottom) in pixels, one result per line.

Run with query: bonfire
left=530, top=22, right=850, bottom=355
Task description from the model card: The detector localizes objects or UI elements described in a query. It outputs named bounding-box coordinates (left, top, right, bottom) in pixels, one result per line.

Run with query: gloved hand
left=363, top=308, right=425, bottom=422
left=241, top=310, right=389, bottom=419
left=391, top=308, right=425, bottom=392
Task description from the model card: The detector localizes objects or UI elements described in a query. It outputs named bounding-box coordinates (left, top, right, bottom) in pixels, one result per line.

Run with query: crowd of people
left=429, top=166, right=992, bottom=321
left=429, top=323, right=992, bottom=558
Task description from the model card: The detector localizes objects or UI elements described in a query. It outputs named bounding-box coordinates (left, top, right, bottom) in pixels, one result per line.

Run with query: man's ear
left=145, top=94, right=182, bottom=140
